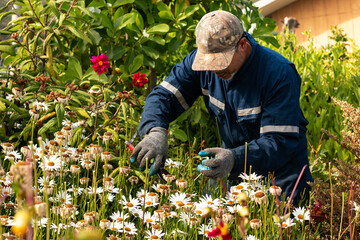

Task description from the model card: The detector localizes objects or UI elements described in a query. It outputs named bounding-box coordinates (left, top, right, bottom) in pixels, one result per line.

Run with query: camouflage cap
left=192, top=10, right=244, bottom=71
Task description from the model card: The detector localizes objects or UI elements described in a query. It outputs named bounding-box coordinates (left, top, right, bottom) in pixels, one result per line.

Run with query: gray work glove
left=197, top=147, right=234, bottom=179
left=130, top=127, right=168, bottom=176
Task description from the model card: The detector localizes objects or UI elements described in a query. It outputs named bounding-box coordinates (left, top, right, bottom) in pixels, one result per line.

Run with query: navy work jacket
left=138, top=33, right=313, bottom=202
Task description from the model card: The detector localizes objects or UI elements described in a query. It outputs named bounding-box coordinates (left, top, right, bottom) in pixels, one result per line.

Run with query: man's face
left=211, top=38, right=249, bottom=80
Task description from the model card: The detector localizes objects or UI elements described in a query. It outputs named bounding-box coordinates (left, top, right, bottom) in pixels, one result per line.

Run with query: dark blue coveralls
left=138, top=33, right=313, bottom=205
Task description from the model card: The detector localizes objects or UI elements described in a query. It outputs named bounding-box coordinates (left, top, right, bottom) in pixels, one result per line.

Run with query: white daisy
left=41, top=155, right=62, bottom=171
left=353, top=202, right=360, bottom=213
left=129, top=208, right=144, bottom=218
left=1, top=187, right=14, bottom=196
left=198, top=223, right=213, bottom=237
left=4, top=150, right=22, bottom=161
left=227, top=204, right=248, bottom=214
left=109, top=221, right=123, bottom=232
left=276, top=218, right=296, bottom=228
left=104, top=193, right=115, bottom=202
left=246, top=235, right=259, bottom=240
left=50, top=190, right=72, bottom=205
left=104, top=185, right=120, bottom=194
left=6, top=93, right=15, bottom=101
left=38, top=177, right=55, bottom=187
left=32, top=217, right=49, bottom=228
left=292, top=206, right=310, bottom=222
left=136, top=189, right=149, bottom=199
left=62, top=119, right=72, bottom=127
left=230, top=182, right=249, bottom=193
left=199, top=194, right=220, bottom=210
left=165, top=158, right=183, bottom=168
left=33, top=101, right=49, bottom=112
left=239, top=172, right=263, bottom=181
left=194, top=202, right=211, bottom=216
left=170, top=192, right=190, bottom=209
left=222, top=194, right=237, bottom=206
left=142, top=212, right=157, bottom=226
left=119, top=221, right=138, bottom=236
left=144, top=229, right=165, bottom=240
left=87, top=186, right=103, bottom=195
left=143, top=197, right=159, bottom=209
left=179, top=212, right=199, bottom=226
left=121, top=195, right=141, bottom=211
left=67, top=186, right=84, bottom=195
left=110, top=211, right=129, bottom=223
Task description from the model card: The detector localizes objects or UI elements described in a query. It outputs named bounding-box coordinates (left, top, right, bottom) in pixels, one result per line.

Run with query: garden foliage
left=1, top=0, right=360, bottom=239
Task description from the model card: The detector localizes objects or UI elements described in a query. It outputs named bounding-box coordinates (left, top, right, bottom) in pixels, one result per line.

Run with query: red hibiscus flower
left=91, top=54, right=110, bottom=75
left=207, top=221, right=232, bottom=240
left=132, top=72, right=148, bottom=88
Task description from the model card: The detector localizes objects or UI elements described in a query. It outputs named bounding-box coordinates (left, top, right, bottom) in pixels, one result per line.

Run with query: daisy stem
left=338, top=192, right=345, bottom=239
left=329, top=162, right=333, bottom=239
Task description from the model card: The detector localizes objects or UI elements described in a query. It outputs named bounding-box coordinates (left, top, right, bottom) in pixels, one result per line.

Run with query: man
left=130, top=10, right=313, bottom=205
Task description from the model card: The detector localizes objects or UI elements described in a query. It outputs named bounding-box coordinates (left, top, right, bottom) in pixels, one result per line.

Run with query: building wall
left=267, top=0, right=360, bottom=47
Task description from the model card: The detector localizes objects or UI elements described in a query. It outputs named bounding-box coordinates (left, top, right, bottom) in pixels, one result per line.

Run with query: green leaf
left=55, top=103, right=65, bottom=127
left=48, top=0, right=60, bottom=18
left=70, top=127, right=83, bottom=146
left=107, top=45, right=128, bottom=61
left=175, top=0, right=186, bottom=18
left=0, top=39, right=16, bottom=45
left=88, top=29, right=102, bottom=45
left=8, top=16, right=31, bottom=25
left=113, top=0, right=135, bottom=7
left=128, top=54, right=143, bottom=73
left=158, top=11, right=175, bottom=21
left=147, top=24, right=169, bottom=34
left=135, top=12, right=144, bottom=31
left=157, top=2, right=171, bottom=12
left=0, top=45, right=16, bottom=56
left=64, top=58, right=82, bottom=80
left=99, top=13, right=114, bottom=30
left=148, top=36, right=165, bottom=45
left=172, top=128, right=188, bottom=142
left=75, top=108, right=91, bottom=119
left=59, top=13, right=66, bottom=27
left=191, top=109, right=201, bottom=124
left=116, top=13, right=136, bottom=30
left=67, top=26, right=93, bottom=44
left=0, top=11, right=12, bottom=23
left=140, top=45, right=159, bottom=60
left=178, top=5, right=200, bottom=21
left=38, top=118, right=57, bottom=135
left=0, top=100, right=6, bottom=111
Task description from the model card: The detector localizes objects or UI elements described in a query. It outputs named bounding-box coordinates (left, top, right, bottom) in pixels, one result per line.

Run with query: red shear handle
left=125, top=141, right=134, bottom=151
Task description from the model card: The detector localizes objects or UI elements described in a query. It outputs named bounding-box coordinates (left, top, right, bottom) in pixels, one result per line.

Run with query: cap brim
left=192, top=48, right=236, bottom=71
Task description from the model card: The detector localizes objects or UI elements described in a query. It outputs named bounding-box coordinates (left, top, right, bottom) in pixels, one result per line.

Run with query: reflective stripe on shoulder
left=201, top=88, right=225, bottom=110
left=160, top=81, right=189, bottom=110
left=260, top=125, right=299, bottom=134
left=237, top=106, right=261, bottom=116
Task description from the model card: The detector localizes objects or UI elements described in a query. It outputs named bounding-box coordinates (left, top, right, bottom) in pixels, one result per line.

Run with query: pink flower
left=207, top=221, right=232, bottom=240
left=132, top=72, right=148, bottom=88
left=91, top=54, right=110, bottom=75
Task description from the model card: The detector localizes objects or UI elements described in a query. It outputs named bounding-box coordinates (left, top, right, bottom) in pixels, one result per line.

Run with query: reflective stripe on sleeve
left=201, top=88, right=225, bottom=110
left=237, top=106, right=261, bottom=116
left=160, top=81, right=189, bottom=110
left=260, top=125, right=299, bottom=134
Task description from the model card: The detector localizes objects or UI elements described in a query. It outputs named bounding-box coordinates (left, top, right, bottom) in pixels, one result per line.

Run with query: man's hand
left=197, top=148, right=234, bottom=179
left=130, top=127, right=168, bottom=176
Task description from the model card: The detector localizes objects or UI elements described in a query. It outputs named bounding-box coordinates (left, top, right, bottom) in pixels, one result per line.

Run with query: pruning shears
left=125, top=131, right=170, bottom=183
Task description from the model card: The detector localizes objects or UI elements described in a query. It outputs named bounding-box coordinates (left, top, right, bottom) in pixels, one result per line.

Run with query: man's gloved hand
left=197, top=148, right=234, bottom=179
left=130, top=127, right=168, bottom=176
